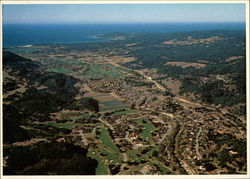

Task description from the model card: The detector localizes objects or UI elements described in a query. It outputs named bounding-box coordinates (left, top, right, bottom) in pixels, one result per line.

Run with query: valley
left=2, top=30, right=247, bottom=175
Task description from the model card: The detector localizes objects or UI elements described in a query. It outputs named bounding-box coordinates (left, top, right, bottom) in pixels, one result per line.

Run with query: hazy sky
left=3, top=4, right=246, bottom=24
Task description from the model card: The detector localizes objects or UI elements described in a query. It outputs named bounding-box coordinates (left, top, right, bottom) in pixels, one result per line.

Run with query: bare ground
left=162, top=77, right=182, bottom=95
left=166, top=61, right=206, bottom=69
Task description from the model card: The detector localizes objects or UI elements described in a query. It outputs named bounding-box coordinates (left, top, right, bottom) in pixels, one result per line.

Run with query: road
left=98, top=115, right=114, bottom=131
left=136, top=70, right=167, bottom=92
left=174, top=96, right=201, bottom=108
left=108, top=60, right=167, bottom=92
left=195, top=127, right=203, bottom=160
left=119, top=153, right=128, bottom=172
left=79, top=130, right=88, bottom=146
left=179, top=160, right=196, bottom=175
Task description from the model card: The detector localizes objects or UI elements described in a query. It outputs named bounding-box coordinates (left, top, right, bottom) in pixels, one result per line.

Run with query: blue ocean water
left=3, top=23, right=245, bottom=47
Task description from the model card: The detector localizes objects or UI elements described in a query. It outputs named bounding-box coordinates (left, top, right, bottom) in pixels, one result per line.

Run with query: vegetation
left=85, top=64, right=124, bottom=78
left=44, top=122, right=85, bottom=129
left=111, top=110, right=137, bottom=116
left=3, top=104, right=30, bottom=143
left=3, top=29, right=246, bottom=175
left=87, top=149, right=110, bottom=175
left=140, top=118, right=156, bottom=141
left=98, top=128, right=120, bottom=153
left=4, top=141, right=98, bottom=175
left=66, top=97, right=99, bottom=112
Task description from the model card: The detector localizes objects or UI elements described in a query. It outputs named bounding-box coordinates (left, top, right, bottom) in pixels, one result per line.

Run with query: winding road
left=195, top=127, right=203, bottom=160
left=98, top=115, right=114, bottom=131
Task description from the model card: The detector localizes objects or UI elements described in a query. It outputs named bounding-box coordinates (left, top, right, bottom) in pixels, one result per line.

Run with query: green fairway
left=140, top=118, right=156, bottom=140
left=98, top=128, right=123, bottom=164
left=87, top=127, right=124, bottom=174
left=87, top=150, right=109, bottom=175
left=99, top=128, right=119, bottom=153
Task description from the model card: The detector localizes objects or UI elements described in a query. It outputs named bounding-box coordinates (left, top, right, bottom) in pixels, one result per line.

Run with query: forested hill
left=119, top=30, right=246, bottom=108
left=3, top=51, right=99, bottom=174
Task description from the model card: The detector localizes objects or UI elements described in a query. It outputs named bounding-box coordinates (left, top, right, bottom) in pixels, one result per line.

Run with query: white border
left=0, top=0, right=249, bottom=4
left=0, top=1, right=249, bottom=179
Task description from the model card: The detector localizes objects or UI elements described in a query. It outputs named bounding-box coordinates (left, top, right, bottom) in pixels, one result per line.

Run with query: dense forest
left=4, top=141, right=98, bottom=175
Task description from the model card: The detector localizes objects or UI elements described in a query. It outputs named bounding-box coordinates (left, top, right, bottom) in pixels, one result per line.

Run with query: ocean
left=3, top=22, right=245, bottom=48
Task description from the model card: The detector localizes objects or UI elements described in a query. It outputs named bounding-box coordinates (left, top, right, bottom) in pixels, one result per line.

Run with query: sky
left=3, top=4, right=246, bottom=24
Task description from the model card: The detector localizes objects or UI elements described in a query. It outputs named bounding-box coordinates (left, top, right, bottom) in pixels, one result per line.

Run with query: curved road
left=195, top=127, right=203, bottom=160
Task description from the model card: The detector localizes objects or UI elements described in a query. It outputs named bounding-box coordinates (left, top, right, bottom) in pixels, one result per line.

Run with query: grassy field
left=100, top=100, right=128, bottom=111
left=46, top=68, right=71, bottom=74
left=135, top=117, right=147, bottom=127
left=99, top=100, right=128, bottom=112
left=100, top=105, right=128, bottom=112
left=87, top=149, right=110, bottom=175
left=126, top=144, right=173, bottom=174
left=97, top=127, right=123, bottom=165
left=111, top=110, right=137, bottom=116
left=45, top=58, right=85, bottom=74
left=99, top=128, right=120, bottom=153
left=94, top=94, right=128, bottom=112
left=84, top=64, right=124, bottom=78
left=140, top=118, right=156, bottom=141
left=148, top=160, right=173, bottom=174
left=123, top=163, right=148, bottom=174
left=127, top=150, right=142, bottom=162
left=88, top=127, right=124, bottom=174
left=85, top=93, right=128, bottom=112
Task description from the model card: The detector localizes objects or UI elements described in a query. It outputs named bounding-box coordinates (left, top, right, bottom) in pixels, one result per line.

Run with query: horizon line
left=3, top=21, right=246, bottom=25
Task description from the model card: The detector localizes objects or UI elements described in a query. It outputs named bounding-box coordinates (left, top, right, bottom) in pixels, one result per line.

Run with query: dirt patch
left=12, top=138, right=48, bottom=147
left=225, top=56, right=244, bottom=62
left=197, top=60, right=210, bottom=64
left=125, top=43, right=138, bottom=47
left=108, top=56, right=137, bottom=65
left=74, top=82, right=92, bottom=100
left=50, top=109, right=90, bottom=120
left=162, top=78, right=182, bottom=95
left=140, top=68, right=159, bottom=77
left=166, top=62, right=206, bottom=69
left=95, top=95, right=118, bottom=102
left=109, top=92, right=123, bottom=101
